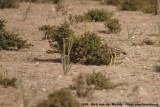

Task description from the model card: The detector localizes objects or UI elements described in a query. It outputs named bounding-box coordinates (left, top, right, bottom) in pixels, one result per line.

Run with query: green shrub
left=0, top=0, right=19, bottom=9
left=84, top=9, right=113, bottom=22
left=140, top=0, right=158, bottom=14
left=105, top=18, right=121, bottom=34
left=120, top=0, right=142, bottom=11
left=40, top=23, right=117, bottom=65
left=70, top=32, right=114, bottom=65
left=68, top=9, right=113, bottom=23
left=0, top=19, right=32, bottom=50
left=37, top=88, right=82, bottom=107
left=68, top=14, right=87, bottom=24
left=0, top=74, right=17, bottom=88
left=86, top=71, right=124, bottom=90
left=39, top=25, right=54, bottom=39
left=120, top=0, right=158, bottom=14
left=40, top=22, right=74, bottom=53
left=0, top=20, right=6, bottom=30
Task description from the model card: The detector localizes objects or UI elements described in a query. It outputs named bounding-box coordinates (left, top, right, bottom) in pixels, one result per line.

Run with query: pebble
left=42, top=88, right=46, bottom=91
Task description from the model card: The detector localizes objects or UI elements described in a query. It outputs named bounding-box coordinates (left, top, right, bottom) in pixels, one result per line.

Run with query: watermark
left=81, top=102, right=159, bottom=106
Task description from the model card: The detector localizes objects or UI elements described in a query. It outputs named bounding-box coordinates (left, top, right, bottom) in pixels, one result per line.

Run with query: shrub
left=104, top=0, right=121, bottom=6
left=70, top=31, right=114, bottom=65
left=40, top=23, right=119, bottom=65
left=86, top=71, right=124, bottom=90
left=68, top=9, right=113, bottom=23
left=68, top=14, right=87, bottom=24
left=141, top=38, right=155, bottom=45
left=39, top=25, right=54, bottom=39
left=0, top=19, right=32, bottom=50
left=132, top=38, right=155, bottom=46
left=0, top=20, right=6, bottom=30
left=0, top=0, right=19, bottom=9
left=105, top=18, right=121, bottom=34
left=0, top=74, right=17, bottom=88
left=19, top=0, right=61, bottom=4
left=40, top=22, right=74, bottom=53
left=140, top=0, right=158, bottom=14
left=120, top=0, right=142, bottom=11
left=84, top=9, right=113, bottom=22
left=37, top=88, right=82, bottom=107
left=120, top=0, right=158, bottom=14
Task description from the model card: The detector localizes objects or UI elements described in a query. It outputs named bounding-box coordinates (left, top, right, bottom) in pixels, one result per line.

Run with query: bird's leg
left=114, top=52, right=117, bottom=66
left=109, top=55, right=113, bottom=66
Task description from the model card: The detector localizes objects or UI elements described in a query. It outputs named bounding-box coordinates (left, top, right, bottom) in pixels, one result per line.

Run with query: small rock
left=102, top=89, right=106, bottom=92
left=126, top=57, right=130, bottom=61
left=42, top=88, right=46, bottom=91
left=58, top=75, right=62, bottom=78
left=131, top=36, right=135, bottom=39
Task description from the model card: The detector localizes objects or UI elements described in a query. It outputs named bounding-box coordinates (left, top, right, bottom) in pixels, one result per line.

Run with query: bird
left=104, top=43, right=127, bottom=55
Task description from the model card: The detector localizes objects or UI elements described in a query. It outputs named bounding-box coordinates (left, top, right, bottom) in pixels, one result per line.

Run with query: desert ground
left=0, top=1, right=160, bottom=107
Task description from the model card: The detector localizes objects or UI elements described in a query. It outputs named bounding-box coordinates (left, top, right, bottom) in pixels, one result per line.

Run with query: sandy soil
left=0, top=1, right=160, bottom=107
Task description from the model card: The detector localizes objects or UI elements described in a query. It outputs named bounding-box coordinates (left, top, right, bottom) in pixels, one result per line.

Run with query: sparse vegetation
left=19, top=0, right=61, bottom=4
left=0, top=19, right=32, bottom=50
left=102, top=0, right=158, bottom=14
left=37, top=88, right=82, bottom=107
left=86, top=71, right=125, bottom=90
left=0, top=74, right=17, bottom=88
left=132, top=38, right=155, bottom=46
left=68, top=14, right=87, bottom=24
left=140, top=38, right=155, bottom=45
left=68, top=9, right=113, bottom=23
left=104, top=0, right=121, bottom=6
left=41, top=22, right=74, bottom=53
left=40, top=23, right=117, bottom=65
left=105, top=18, right=121, bottom=34
left=120, top=0, right=158, bottom=14
left=84, top=9, right=113, bottom=22
left=0, top=0, right=19, bottom=9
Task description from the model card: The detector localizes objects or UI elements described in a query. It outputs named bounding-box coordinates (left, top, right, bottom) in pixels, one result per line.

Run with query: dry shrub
left=73, top=73, right=93, bottom=98
left=0, top=74, right=17, bottom=88
left=105, top=18, right=121, bottom=34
